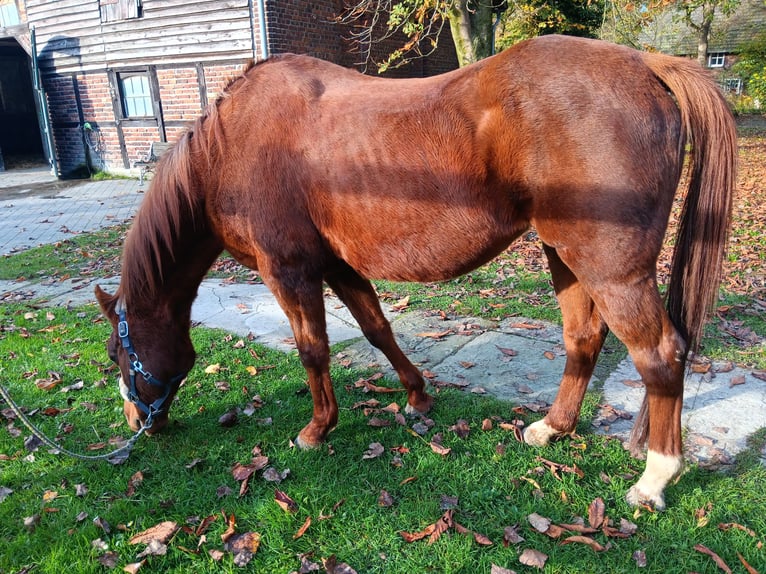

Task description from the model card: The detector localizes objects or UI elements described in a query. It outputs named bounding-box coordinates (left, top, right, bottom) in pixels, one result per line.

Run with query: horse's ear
left=94, top=285, right=117, bottom=320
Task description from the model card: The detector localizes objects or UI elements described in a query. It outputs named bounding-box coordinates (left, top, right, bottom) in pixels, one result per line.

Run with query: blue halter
left=117, top=308, right=186, bottom=428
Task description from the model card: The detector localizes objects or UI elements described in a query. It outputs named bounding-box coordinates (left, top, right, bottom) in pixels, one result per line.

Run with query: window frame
left=100, top=0, right=142, bottom=23
left=707, top=52, right=725, bottom=68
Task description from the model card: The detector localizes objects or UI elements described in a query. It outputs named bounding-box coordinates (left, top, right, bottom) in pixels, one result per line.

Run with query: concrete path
left=1, top=168, right=764, bottom=468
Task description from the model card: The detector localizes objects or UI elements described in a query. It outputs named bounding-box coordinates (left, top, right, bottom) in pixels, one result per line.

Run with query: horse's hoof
left=404, top=395, right=433, bottom=416
left=626, top=484, right=666, bottom=511
left=523, top=419, right=559, bottom=447
left=294, top=434, right=322, bottom=450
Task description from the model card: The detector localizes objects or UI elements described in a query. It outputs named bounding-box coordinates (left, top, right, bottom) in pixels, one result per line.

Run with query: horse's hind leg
left=572, top=270, right=685, bottom=510
left=325, top=264, right=434, bottom=414
left=524, top=245, right=608, bottom=446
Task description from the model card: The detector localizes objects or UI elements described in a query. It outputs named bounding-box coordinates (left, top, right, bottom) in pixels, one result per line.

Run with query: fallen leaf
left=588, top=498, right=606, bottom=529
left=429, top=442, right=451, bottom=456
left=322, top=555, right=358, bottom=574
left=428, top=510, right=454, bottom=544
left=449, top=419, right=471, bottom=438
left=503, top=525, right=525, bottom=545
left=378, top=490, right=395, bottom=507
left=362, top=442, right=385, bottom=460
left=729, top=374, right=746, bottom=387
left=561, top=535, right=606, bottom=551
left=518, top=548, right=548, bottom=569
left=98, top=552, right=119, bottom=568
left=123, top=560, right=145, bottom=573
left=125, top=471, right=144, bottom=497
left=496, top=346, right=517, bottom=357
left=275, top=489, right=298, bottom=513
left=218, top=410, right=238, bottom=427
left=224, top=531, right=261, bottom=566
left=415, top=329, right=453, bottom=340
left=391, top=295, right=410, bottom=310
left=220, top=512, right=237, bottom=543
left=293, top=516, right=311, bottom=539
left=633, top=550, right=647, bottom=567
left=528, top=513, right=551, bottom=533
left=205, top=363, right=221, bottom=374
left=136, top=539, right=168, bottom=559
left=262, top=467, right=290, bottom=482
left=737, top=552, right=759, bottom=574
left=491, top=566, right=517, bottom=574
left=367, top=417, right=391, bottom=428
left=129, top=521, right=178, bottom=545
left=694, top=543, right=732, bottom=573
left=93, top=516, right=111, bottom=534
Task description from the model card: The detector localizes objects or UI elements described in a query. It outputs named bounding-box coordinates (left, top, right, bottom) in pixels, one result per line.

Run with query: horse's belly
left=323, top=208, right=526, bottom=283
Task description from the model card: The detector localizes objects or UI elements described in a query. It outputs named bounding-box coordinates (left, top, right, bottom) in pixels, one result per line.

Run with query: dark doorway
left=0, top=38, right=45, bottom=169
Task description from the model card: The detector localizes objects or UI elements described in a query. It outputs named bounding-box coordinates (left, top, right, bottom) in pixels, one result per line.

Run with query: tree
left=733, top=31, right=766, bottom=102
left=496, top=0, right=605, bottom=51
left=338, top=0, right=609, bottom=72
left=337, top=1, right=506, bottom=71
left=677, top=0, right=741, bottom=66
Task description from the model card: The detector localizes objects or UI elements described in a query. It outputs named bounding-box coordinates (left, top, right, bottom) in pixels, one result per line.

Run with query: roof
left=643, top=0, right=766, bottom=55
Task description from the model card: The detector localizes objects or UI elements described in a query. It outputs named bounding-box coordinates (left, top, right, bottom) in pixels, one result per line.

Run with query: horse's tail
left=628, top=53, right=737, bottom=453
left=641, top=52, right=737, bottom=353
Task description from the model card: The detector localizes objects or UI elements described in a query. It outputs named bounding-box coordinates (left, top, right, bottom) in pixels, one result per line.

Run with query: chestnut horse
left=96, top=35, right=736, bottom=509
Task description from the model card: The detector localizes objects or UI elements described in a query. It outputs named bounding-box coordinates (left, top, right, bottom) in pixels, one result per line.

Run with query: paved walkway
left=0, top=167, right=145, bottom=256
left=1, top=168, right=764, bottom=468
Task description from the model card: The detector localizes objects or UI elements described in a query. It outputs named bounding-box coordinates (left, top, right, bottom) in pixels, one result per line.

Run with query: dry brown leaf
left=429, top=442, right=451, bottom=456
left=293, top=516, right=311, bottom=539
left=362, top=442, right=385, bottom=460
left=527, top=513, right=550, bottom=533
left=378, top=489, right=395, bottom=507
left=496, top=346, right=518, bottom=357
left=491, top=566, right=517, bottom=574
left=400, top=523, right=436, bottom=543
left=125, top=471, right=144, bottom=497
left=416, top=329, right=453, bottom=340
left=220, top=512, right=237, bottom=543
left=275, top=489, right=298, bottom=513
left=122, top=560, right=145, bottom=573
left=561, top=535, right=606, bottom=551
left=224, top=531, right=261, bottom=566
left=428, top=510, right=454, bottom=545
left=129, top=521, right=179, bottom=545
left=503, top=525, right=525, bottom=545
left=588, top=498, right=606, bottom=529
left=737, top=552, right=759, bottom=574
left=694, top=543, right=732, bottom=573
left=518, top=548, right=548, bottom=569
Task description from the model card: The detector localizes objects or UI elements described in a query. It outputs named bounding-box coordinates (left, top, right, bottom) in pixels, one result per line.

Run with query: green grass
left=1, top=304, right=765, bottom=573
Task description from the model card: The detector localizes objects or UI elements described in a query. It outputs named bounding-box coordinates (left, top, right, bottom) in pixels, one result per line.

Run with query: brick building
left=0, top=0, right=457, bottom=176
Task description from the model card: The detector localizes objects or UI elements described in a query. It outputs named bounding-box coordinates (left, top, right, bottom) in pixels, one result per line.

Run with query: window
left=708, top=52, right=725, bottom=68
left=118, top=72, right=153, bottom=118
left=719, top=78, right=742, bottom=95
left=0, top=1, right=21, bottom=27
left=100, top=0, right=141, bottom=23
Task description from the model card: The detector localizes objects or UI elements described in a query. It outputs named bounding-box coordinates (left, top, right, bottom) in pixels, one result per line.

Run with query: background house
left=0, top=0, right=457, bottom=176
left=642, top=0, right=766, bottom=94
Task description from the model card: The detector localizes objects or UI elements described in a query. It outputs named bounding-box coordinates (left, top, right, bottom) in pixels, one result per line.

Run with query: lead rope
left=0, top=384, right=148, bottom=463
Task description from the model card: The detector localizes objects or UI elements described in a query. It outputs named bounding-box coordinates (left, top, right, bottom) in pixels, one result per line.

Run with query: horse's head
left=95, top=286, right=196, bottom=434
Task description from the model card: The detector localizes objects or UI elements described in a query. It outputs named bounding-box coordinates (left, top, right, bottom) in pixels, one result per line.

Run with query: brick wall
left=42, top=3, right=458, bottom=174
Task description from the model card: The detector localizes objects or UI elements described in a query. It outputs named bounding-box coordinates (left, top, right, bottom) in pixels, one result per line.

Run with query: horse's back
left=209, top=36, right=686, bottom=282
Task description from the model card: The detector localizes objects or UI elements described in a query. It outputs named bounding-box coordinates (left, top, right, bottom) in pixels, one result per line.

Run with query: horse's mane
left=117, top=59, right=261, bottom=309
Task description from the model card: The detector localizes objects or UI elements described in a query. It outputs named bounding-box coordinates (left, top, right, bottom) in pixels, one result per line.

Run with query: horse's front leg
left=260, top=267, right=338, bottom=448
